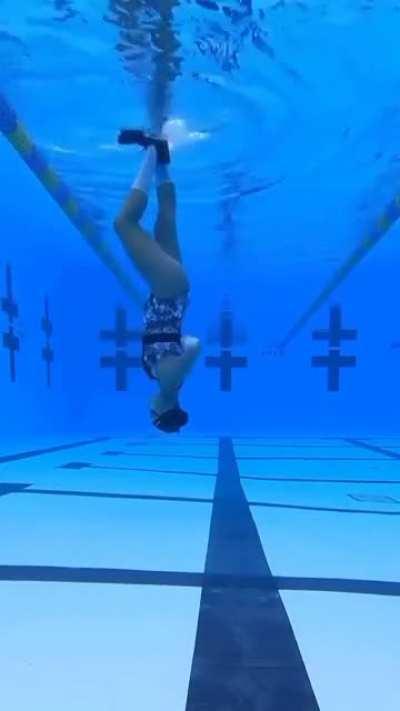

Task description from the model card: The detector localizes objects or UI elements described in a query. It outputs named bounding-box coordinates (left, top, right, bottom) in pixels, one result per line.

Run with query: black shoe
left=118, top=129, right=171, bottom=164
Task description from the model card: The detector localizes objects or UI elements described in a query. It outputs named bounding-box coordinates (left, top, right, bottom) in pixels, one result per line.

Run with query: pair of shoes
left=118, top=129, right=170, bottom=164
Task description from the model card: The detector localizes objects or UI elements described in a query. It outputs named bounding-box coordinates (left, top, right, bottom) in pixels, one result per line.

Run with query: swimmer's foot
left=118, top=129, right=170, bottom=164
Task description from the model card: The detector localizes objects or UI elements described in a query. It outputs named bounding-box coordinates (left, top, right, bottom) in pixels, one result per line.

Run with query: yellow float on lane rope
left=0, top=93, right=144, bottom=308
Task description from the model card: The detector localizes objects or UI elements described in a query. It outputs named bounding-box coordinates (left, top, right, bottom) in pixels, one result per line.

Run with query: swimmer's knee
left=113, top=215, right=125, bottom=235
left=114, top=213, right=139, bottom=238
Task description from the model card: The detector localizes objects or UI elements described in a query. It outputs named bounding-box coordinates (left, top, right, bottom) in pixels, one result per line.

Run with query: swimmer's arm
left=157, top=336, right=201, bottom=392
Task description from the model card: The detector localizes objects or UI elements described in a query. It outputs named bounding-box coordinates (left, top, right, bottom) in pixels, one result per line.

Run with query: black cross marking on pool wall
left=206, top=350, right=248, bottom=391
left=208, top=304, right=246, bottom=348
left=312, top=305, right=357, bottom=391
left=2, top=327, right=19, bottom=382
left=1, top=265, right=20, bottom=382
left=219, top=308, right=234, bottom=348
left=206, top=306, right=248, bottom=390
left=1, top=264, right=18, bottom=322
left=100, top=307, right=141, bottom=348
left=100, top=308, right=142, bottom=391
left=41, top=297, right=54, bottom=387
left=312, top=304, right=357, bottom=347
left=100, top=351, right=141, bottom=391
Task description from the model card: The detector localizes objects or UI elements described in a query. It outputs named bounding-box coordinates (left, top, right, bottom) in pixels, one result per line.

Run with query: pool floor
left=0, top=435, right=399, bottom=710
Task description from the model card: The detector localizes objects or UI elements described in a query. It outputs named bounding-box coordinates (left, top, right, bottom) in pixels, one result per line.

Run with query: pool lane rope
left=278, top=191, right=400, bottom=350
left=0, top=92, right=145, bottom=308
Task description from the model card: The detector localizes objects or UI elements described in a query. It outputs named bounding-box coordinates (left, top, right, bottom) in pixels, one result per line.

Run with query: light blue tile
left=252, top=505, right=400, bottom=581
left=243, top=478, right=400, bottom=512
left=4, top=467, right=215, bottom=499
left=238, top=458, right=400, bottom=478
left=89, top=452, right=217, bottom=476
left=0, top=452, right=217, bottom=489
left=281, top=590, right=400, bottom=711
left=233, top=438, right=345, bottom=447
left=0, top=582, right=200, bottom=711
left=234, top=444, right=381, bottom=458
left=0, top=495, right=212, bottom=571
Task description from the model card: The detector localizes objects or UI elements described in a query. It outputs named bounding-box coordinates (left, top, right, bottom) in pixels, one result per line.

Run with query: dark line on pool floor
left=102, top=451, right=217, bottom=460
left=238, top=456, right=391, bottom=461
left=234, top=443, right=356, bottom=448
left=344, top=438, right=400, bottom=460
left=125, top=440, right=219, bottom=448
left=126, top=441, right=353, bottom=450
left=0, top=438, right=109, bottom=464
left=8, top=486, right=399, bottom=515
left=60, top=462, right=217, bottom=477
left=0, top=483, right=30, bottom=496
left=242, top=475, right=400, bottom=484
left=58, top=461, right=400, bottom=485
left=20, top=488, right=213, bottom=506
left=249, top=501, right=400, bottom=515
left=102, top=450, right=391, bottom=461
left=0, top=566, right=398, bottom=596
left=185, top=437, right=320, bottom=710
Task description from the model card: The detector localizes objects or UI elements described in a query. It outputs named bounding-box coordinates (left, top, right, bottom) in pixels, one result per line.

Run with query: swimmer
left=114, top=129, right=201, bottom=433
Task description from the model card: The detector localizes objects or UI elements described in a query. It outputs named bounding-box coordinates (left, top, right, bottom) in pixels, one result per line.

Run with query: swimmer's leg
left=114, top=147, right=188, bottom=298
left=154, top=163, right=183, bottom=264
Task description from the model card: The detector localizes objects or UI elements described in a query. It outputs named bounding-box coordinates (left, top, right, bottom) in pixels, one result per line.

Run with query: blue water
left=1, top=0, right=400, bottom=436
left=1, top=2, right=400, bottom=709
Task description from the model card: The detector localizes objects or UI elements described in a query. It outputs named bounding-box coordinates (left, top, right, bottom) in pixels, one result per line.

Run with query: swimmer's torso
left=142, top=292, right=189, bottom=380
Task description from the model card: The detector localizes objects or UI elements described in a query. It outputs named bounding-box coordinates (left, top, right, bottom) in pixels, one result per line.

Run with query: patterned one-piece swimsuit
left=142, top=292, right=189, bottom=380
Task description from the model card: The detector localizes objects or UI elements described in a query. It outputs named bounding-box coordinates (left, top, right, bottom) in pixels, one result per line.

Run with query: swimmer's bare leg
left=154, top=165, right=183, bottom=264
left=114, top=146, right=188, bottom=298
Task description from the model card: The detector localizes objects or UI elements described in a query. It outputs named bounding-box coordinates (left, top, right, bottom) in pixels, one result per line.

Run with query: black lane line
left=275, top=577, right=400, bottom=596
left=0, top=438, right=109, bottom=464
left=20, top=488, right=213, bottom=505
left=60, top=462, right=217, bottom=478
left=249, top=501, right=400, bottom=516
left=102, top=451, right=217, bottom=460
left=127, top=441, right=352, bottom=450
left=0, top=566, right=399, bottom=597
left=58, top=463, right=400, bottom=485
left=126, top=437, right=219, bottom=443
left=241, top=475, right=400, bottom=484
left=0, top=483, right=30, bottom=496
left=234, top=443, right=356, bottom=449
left=237, top=456, right=389, bottom=461
left=185, top=437, right=320, bottom=711
left=6, top=487, right=394, bottom=515
left=233, top=437, right=334, bottom=441
left=344, top=438, right=400, bottom=460
left=103, top=451, right=389, bottom=461
left=126, top=441, right=219, bottom=448
left=0, top=565, right=202, bottom=586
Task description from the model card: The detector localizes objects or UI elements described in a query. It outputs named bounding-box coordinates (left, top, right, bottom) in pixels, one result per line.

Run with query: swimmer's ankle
left=152, top=390, right=178, bottom=415
left=131, top=146, right=156, bottom=193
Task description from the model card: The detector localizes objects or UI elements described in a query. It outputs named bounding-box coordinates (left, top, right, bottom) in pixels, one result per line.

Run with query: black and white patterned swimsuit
left=142, top=292, right=189, bottom=380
